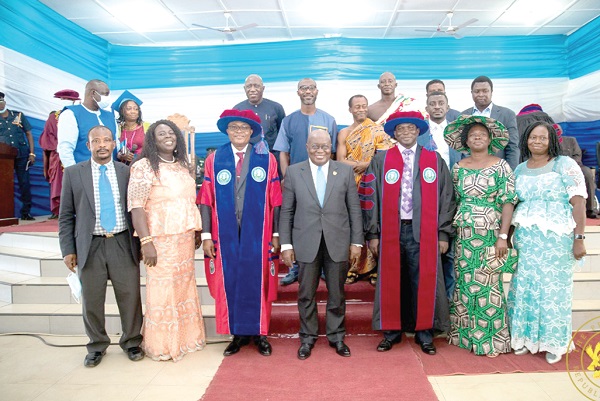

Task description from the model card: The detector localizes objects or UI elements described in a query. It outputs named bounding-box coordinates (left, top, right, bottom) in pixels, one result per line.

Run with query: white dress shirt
left=472, top=103, right=494, bottom=117
left=428, top=120, right=450, bottom=168
left=57, top=105, right=106, bottom=168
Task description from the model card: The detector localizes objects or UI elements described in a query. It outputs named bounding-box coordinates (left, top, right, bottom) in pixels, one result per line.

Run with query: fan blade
left=415, top=29, right=439, bottom=33
left=234, top=23, right=258, bottom=32
left=454, top=18, right=478, bottom=31
left=226, top=32, right=235, bottom=41
left=192, top=23, right=224, bottom=33
left=452, top=32, right=463, bottom=39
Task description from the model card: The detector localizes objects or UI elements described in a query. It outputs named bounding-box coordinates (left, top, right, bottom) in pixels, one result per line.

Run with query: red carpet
left=0, top=219, right=58, bottom=233
left=200, top=336, right=439, bottom=401
left=412, top=335, right=584, bottom=376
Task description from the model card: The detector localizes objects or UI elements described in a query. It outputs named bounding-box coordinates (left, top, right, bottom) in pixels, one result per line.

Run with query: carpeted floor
left=0, top=218, right=58, bottom=233
left=200, top=336, right=439, bottom=401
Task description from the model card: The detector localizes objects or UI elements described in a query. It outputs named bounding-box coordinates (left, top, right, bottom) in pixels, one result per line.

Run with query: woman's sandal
left=369, top=273, right=378, bottom=286
left=345, top=272, right=359, bottom=284
left=486, top=352, right=500, bottom=358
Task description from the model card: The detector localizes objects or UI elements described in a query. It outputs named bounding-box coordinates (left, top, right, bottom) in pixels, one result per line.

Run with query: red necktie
left=236, top=152, right=244, bottom=180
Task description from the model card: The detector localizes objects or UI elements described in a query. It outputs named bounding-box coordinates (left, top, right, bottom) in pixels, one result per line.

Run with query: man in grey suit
left=59, top=125, right=143, bottom=367
left=280, top=130, right=363, bottom=360
left=462, top=76, right=520, bottom=170
left=560, top=134, right=599, bottom=218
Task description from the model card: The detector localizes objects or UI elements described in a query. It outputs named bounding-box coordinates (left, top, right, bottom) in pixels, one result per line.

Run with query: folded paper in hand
left=66, top=272, right=82, bottom=303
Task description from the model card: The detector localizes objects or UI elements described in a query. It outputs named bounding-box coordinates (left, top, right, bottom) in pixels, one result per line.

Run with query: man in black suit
left=280, top=129, right=363, bottom=360
left=59, top=125, right=143, bottom=367
left=462, top=76, right=520, bottom=170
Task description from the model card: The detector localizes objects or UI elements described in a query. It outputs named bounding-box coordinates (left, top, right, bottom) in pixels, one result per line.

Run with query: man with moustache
left=59, top=125, right=143, bottom=367
left=337, top=94, right=393, bottom=285
left=418, top=91, right=464, bottom=300
left=368, top=72, right=417, bottom=124
left=280, top=129, right=363, bottom=360
left=58, top=79, right=117, bottom=168
left=461, top=76, right=519, bottom=169
left=274, top=78, right=338, bottom=285
left=362, top=111, right=454, bottom=355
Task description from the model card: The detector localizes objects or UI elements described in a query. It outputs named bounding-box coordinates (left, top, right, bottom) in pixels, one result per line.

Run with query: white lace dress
left=507, top=156, right=587, bottom=356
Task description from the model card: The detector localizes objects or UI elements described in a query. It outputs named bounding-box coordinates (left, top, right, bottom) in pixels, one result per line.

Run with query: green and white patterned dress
left=507, top=156, right=586, bottom=357
left=449, top=159, right=518, bottom=355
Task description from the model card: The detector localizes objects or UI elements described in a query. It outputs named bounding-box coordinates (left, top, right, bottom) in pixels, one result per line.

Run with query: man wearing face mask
left=58, top=79, right=117, bottom=168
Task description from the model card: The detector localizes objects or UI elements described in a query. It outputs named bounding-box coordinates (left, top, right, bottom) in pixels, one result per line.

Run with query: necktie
left=401, top=149, right=413, bottom=214
left=316, top=165, right=326, bottom=207
left=236, top=152, right=244, bottom=181
left=98, top=165, right=116, bottom=232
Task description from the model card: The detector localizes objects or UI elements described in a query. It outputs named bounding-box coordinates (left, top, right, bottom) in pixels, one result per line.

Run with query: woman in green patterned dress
left=444, top=115, right=519, bottom=357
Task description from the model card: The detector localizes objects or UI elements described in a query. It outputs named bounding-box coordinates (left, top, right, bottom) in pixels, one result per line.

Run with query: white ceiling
left=39, top=0, right=600, bottom=46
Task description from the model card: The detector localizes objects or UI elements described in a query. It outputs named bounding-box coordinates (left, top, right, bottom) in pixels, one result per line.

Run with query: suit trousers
left=80, top=231, right=143, bottom=353
left=298, top=235, right=348, bottom=344
left=384, top=223, right=433, bottom=344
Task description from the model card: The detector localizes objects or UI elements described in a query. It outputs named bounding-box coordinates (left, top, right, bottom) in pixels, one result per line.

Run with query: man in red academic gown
left=197, top=109, right=282, bottom=357
left=39, top=89, right=80, bottom=218
left=361, top=111, right=455, bottom=355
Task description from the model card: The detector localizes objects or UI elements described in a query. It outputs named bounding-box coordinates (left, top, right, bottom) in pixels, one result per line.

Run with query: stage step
left=0, top=303, right=228, bottom=339
left=0, top=271, right=213, bottom=305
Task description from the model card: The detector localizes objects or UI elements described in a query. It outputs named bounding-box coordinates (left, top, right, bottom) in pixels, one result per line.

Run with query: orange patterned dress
left=128, top=158, right=205, bottom=361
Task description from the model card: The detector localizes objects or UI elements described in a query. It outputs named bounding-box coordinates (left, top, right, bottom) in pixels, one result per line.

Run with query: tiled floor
left=0, top=335, right=589, bottom=401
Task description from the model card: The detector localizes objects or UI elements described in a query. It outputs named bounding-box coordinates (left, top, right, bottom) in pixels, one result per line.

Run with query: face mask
left=0, top=106, right=6, bottom=113
left=94, top=91, right=111, bottom=109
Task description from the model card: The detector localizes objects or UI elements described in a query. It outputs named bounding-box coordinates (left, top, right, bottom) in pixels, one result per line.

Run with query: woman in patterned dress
left=444, top=115, right=518, bottom=357
left=507, top=121, right=587, bottom=364
left=128, top=120, right=205, bottom=361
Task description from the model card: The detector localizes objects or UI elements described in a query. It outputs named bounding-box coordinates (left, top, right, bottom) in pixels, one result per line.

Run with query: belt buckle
left=106, top=233, right=114, bottom=238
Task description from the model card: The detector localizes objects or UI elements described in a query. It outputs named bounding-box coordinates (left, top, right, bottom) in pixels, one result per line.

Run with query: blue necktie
left=316, top=166, right=326, bottom=207
left=99, top=165, right=116, bottom=232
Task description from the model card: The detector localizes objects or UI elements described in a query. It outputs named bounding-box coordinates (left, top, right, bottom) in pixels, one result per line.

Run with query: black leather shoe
left=84, top=351, right=106, bottom=367
left=587, top=210, right=600, bottom=219
left=329, top=341, right=351, bottom=357
left=48, top=213, right=59, bottom=220
left=126, top=346, right=145, bottom=361
left=297, top=343, right=313, bottom=360
left=223, top=336, right=249, bottom=356
left=256, top=337, right=272, bottom=356
left=281, top=264, right=299, bottom=286
left=377, top=337, right=401, bottom=352
left=20, top=214, right=35, bottom=221
left=417, top=342, right=437, bottom=355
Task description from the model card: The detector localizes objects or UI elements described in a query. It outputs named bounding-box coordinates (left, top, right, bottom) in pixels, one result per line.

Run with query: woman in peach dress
left=128, top=119, right=205, bottom=361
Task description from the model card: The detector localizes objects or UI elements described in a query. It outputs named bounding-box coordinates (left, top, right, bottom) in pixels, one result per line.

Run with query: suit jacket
left=560, top=136, right=584, bottom=166
left=417, top=119, right=464, bottom=170
left=280, top=159, right=363, bottom=263
left=58, top=160, right=139, bottom=268
left=462, top=104, right=520, bottom=170
left=364, top=145, right=455, bottom=244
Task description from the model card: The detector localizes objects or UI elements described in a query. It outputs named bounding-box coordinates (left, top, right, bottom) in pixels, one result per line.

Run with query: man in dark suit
left=419, top=91, right=463, bottom=300
left=59, top=125, right=143, bottom=368
left=560, top=134, right=599, bottom=218
left=199, top=109, right=282, bottom=357
left=425, top=80, right=460, bottom=122
left=462, top=76, right=520, bottom=170
left=362, top=111, right=454, bottom=356
left=280, top=129, right=363, bottom=360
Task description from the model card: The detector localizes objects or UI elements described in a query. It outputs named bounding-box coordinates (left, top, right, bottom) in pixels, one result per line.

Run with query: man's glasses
left=228, top=125, right=251, bottom=132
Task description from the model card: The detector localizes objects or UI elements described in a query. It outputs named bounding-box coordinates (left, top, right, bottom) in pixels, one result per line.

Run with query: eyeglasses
left=228, top=125, right=251, bottom=132
left=298, top=85, right=317, bottom=92
left=309, top=144, right=331, bottom=151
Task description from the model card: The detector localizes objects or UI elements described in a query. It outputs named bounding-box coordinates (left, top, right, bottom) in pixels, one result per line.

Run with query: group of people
left=1, top=71, right=585, bottom=367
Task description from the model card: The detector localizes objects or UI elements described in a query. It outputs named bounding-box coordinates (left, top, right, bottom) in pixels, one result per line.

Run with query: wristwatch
left=498, top=233, right=508, bottom=240
left=574, top=234, right=585, bottom=240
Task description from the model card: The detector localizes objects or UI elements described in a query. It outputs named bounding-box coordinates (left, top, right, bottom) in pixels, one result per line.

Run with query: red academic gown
left=39, top=111, right=63, bottom=215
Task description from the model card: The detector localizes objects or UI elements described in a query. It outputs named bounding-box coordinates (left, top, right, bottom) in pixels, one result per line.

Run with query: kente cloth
left=344, top=118, right=394, bottom=186
left=362, top=146, right=442, bottom=331
left=39, top=111, right=63, bottom=214
left=198, top=143, right=282, bottom=336
left=375, top=94, right=418, bottom=125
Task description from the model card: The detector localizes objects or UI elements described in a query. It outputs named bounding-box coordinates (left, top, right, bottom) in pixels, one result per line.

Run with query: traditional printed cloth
left=508, top=156, right=587, bottom=357
left=375, top=94, right=418, bottom=125
left=448, top=159, right=518, bottom=355
left=362, top=146, right=453, bottom=333
left=199, top=143, right=282, bottom=336
left=39, top=110, right=63, bottom=215
left=345, top=119, right=394, bottom=276
left=128, top=158, right=205, bottom=361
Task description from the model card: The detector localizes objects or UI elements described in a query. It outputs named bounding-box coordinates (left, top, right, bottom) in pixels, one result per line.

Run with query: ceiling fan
left=416, top=12, right=478, bottom=39
left=192, top=12, right=258, bottom=41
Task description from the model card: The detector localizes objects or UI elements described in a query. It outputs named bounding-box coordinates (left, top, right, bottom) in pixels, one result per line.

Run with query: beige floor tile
left=527, top=372, right=572, bottom=383
left=33, top=384, right=145, bottom=401
left=438, top=381, right=553, bottom=401
left=134, top=385, right=209, bottom=401
left=539, top=374, right=600, bottom=401
left=427, top=377, right=447, bottom=401
left=149, top=343, right=226, bottom=386
left=2, top=383, right=53, bottom=401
